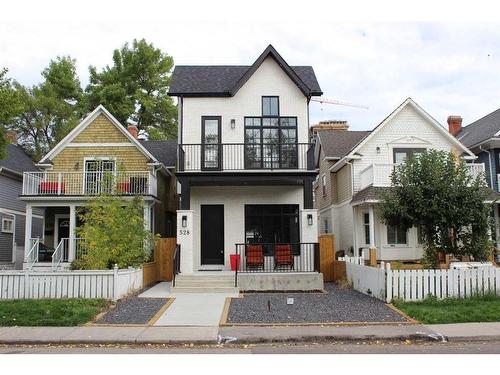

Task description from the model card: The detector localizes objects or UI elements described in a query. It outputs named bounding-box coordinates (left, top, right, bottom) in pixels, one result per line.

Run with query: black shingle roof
left=0, top=144, right=38, bottom=175
left=169, top=65, right=322, bottom=97
left=168, top=45, right=322, bottom=97
left=317, top=129, right=371, bottom=159
left=140, top=140, right=177, bottom=167
left=457, top=107, right=500, bottom=148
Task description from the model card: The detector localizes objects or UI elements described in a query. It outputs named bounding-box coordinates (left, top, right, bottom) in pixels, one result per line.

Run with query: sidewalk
left=2, top=323, right=494, bottom=345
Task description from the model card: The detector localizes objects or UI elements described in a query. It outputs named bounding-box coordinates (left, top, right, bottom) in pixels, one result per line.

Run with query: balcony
left=359, top=163, right=486, bottom=191
left=178, top=143, right=315, bottom=172
left=22, top=171, right=157, bottom=197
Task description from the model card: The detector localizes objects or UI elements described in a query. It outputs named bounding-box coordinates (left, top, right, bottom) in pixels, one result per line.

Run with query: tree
left=7, top=57, right=84, bottom=160
left=74, top=191, right=156, bottom=270
left=379, top=150, right=493, bottom=267
left=86, top=39, right=177, bottom=140
left=0, top=68, right=23, bottom=158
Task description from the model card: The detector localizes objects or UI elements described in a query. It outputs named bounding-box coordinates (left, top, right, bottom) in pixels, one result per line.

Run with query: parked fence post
left=386, top=262, right=392, bottom=303
left=113, top=264, right=119, bottom=301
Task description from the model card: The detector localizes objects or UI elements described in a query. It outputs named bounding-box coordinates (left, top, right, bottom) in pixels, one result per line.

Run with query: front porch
left=23, top=200, right=155, bottom=270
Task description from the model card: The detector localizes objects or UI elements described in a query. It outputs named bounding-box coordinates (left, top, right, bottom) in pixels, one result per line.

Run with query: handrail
left=172, top=245, right=180, bottom=287
left=51, top=238, right=68, bottom=271
left=24, top=238, right=40, bottom=270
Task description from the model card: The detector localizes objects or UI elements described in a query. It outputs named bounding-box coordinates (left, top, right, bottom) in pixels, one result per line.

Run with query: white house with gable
left=314, top=98, right=482, bottom=262
left=168, top=45, right=324, bottom=291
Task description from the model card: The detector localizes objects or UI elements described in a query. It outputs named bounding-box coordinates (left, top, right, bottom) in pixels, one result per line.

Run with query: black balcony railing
left=178, top=143, right=315, bottom=172
left=234, top=242, right=320, bottom=287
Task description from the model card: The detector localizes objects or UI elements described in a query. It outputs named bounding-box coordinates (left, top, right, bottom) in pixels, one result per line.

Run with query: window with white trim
left=322, top=174, right=327, bottom=196
left=387, top=224, right=407, bottom=245
left=363, top=213, right=370, bottom=245
left=1, top=218, right=14, bottom=233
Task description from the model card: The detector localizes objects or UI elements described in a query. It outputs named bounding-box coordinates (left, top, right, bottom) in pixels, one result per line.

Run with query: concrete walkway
left=138, top=282, right=238, bottom=326
left=425, top=322, right=500, bottom=341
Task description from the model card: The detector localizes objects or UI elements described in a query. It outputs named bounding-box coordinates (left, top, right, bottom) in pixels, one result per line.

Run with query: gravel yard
left=227, top=283, right=406, bottom=324
left=96, top=298, right=168, bottom=325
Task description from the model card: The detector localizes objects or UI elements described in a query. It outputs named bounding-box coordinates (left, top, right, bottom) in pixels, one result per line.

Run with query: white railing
left=0, top=266, right=143, bottom=301
left=359, top=163, right=486, bottom=191
left=22, top=171, right=157, bottom=197
left=339, top=256, right=500, bottom=302
left=52, top=238, right=69, bottom=270
left=74, top=238, right=87, bottom=260
left=24, top=238, right=40, bottom=269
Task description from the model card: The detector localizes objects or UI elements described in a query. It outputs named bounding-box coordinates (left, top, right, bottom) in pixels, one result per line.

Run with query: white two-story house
left=168, top=45, right=324, bottom=291
left=314, top=98, right=482, bottom=262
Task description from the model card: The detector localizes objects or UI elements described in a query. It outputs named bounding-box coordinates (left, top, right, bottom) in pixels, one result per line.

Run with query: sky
left=1, top=1, right=500, bottom=131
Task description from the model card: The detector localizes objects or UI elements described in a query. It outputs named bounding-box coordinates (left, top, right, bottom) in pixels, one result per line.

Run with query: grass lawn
left=0, top=299, right=110, bottom=327
left=393, top=295, right=500, bottom=324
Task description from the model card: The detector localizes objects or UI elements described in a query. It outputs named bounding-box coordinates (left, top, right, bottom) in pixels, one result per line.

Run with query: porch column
left=368, top=204, right=376, bottom=260
left=68, top=205, right=76, bottom=262
left=300, top=208, right=318, bottom=271
left=494, top=204, right=500, bottom=248
left=23, top=204, right=33, bottom=260
left=177, top=210, right=194, bottom=274
left=352, top=205, right=358, bottom=257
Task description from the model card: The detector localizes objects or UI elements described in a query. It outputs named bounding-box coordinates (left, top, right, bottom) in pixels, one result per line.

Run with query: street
left=1, top=340, right=500, bottom=354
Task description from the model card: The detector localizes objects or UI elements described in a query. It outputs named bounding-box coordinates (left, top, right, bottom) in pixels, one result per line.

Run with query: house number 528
left=179, top=229, right=190, bottom=236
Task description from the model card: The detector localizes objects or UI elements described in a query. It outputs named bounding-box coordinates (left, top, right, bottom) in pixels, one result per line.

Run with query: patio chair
left=245, top=244, right=264, bottom=269
left=274, top=244, right=294, bottom=270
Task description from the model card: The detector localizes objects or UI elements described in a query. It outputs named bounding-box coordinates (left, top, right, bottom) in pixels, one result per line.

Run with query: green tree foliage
left=379, top=150, right=493, bottom=267
left=7, top=57, right=84, bottom=160
left=74, top=189, right=156, bottom=270
left=86, top=39, right=177, bottom=140
left=0, top=68, right=23, bottom=158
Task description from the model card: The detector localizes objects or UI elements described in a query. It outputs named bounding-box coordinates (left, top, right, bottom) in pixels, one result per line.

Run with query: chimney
left=127, top=124, right=138, bottom=139
left=447, top=115, right=462, bottom=136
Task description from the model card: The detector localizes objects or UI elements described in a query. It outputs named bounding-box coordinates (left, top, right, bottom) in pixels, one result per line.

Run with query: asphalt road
left=1, top=341, right=500, bottom=354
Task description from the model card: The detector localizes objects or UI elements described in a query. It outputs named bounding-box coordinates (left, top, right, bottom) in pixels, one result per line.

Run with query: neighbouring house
left=452, top=110, right=500, bottom=249
left=19, top=105, right=178, bottom=270
left=168, top=44, right=324, bottom=291
left=0, top=144, right=44, bottom=269
left=313, top=97, right=481, bottom=262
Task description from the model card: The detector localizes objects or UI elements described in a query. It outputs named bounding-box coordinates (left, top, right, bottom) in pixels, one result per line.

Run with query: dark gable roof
left=139, top=140, right=177, bottom=167
left=0, top=144, right=38, bottom=175
left=457, top=107, right=500, bottom=148
left=317, top=129, right=371, bottom=159
left=351, top=186, right=390, bottom=205
left=169, top=45, right=322, bottom=97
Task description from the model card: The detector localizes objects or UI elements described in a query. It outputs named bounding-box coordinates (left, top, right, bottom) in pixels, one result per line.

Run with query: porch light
left=182, top=215, right=188, bottom=228
left=307, top=214, right=313, bottom=226
left=230, top=119, right=236, bottom=129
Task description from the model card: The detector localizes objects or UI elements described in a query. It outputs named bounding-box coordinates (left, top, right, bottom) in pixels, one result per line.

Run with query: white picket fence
left=0, top=266, right=143, bottom=301
left=341, top=257, right=500, bottom=303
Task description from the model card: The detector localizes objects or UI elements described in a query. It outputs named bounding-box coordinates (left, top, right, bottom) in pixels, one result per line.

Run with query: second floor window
left=393, top=148, right=426, bottom=164
left=262, top=96, right=279, bottom=116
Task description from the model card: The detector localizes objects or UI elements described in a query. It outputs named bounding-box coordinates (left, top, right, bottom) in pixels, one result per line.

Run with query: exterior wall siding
left=352, top=106, right=461, bottom=192
left=51, top=147, right=149, bottom=172
left=182, top=57, right=309, bottom=146
left=0, top=175, right=27, bottom=212
left=313, top=149, right=334, bottom=210
left=72, top=114, right=130, bottom=143
left=190, top=186, right=303, bottom=270
left=477, top=151, right=493, bottom=190
left=336, top=164, right=352, bottom=203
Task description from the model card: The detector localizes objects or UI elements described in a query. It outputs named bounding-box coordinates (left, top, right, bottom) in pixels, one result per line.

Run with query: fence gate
left=143, top=237, right=177, bottom=287
left=319, top=234, right=335, bottom=281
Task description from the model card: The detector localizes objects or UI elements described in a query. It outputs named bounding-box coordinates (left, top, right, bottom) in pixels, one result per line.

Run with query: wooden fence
left=319, top=234, right=335, bottom=281
left=0, top=267, right=142, bottom=301
left=143, top=237, right=177, bottom=287
left=340, top=257, right=500, bottom=303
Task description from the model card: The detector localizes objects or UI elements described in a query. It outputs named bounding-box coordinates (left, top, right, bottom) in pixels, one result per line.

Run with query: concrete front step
left=174, top=280, right=235, bottom=287
left=171, top=286, right=239, bottom=293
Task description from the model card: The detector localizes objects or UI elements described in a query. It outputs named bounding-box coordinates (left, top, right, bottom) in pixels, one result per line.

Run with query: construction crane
left=311, top=97, right=368, bottom=110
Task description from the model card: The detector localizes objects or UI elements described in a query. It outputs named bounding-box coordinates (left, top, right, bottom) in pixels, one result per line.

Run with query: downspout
left=479, top=145, right=495, bottom=189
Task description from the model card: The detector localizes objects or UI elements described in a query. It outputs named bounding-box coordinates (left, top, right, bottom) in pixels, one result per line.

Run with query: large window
left=393, top=148, right=426, bottom=164
left=387, top=225, right=407, bottom=245
left=245, top=96, right=298, bottom=169
left=245, top=205, right=300, bottom=255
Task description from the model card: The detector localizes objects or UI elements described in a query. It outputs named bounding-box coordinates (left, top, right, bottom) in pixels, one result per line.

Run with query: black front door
left=57, top=218, right=70, bottom=244
left=201, top=205, right=224, bottom=265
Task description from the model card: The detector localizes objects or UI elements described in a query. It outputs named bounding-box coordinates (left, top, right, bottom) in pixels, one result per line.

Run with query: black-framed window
left=387, top=225, right=407, bottom=245
left=363, top=213, right=371, bottom=245
left=393, top=148, right=426, bottom=164
left=262, top=96, right=279, bottom=116
left=244, top=118, right=298, bottom=169
left=201, top=116, right=222, bottom=170
left=245, top=204, right=300, bottom=255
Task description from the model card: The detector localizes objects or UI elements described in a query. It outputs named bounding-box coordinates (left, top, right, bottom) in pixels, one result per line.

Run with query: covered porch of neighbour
left=22, top=199, right=156, bottom=270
